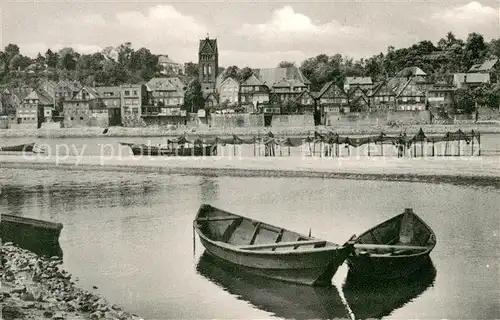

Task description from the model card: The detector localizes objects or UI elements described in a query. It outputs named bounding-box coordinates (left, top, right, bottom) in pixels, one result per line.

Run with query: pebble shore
left=1, top=242, right=144, bottom=320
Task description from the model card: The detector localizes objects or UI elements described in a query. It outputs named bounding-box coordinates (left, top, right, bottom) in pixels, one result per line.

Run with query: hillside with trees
left=0, top=31, right=499, bottom=112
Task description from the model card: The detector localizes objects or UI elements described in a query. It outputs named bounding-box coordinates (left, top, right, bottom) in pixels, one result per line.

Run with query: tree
left=454, top=88, right=476, bottom=114
left=184, top=62, right=198, bottom=77
left=278, top=61, right=295, bottom=68
left=9, top=54, right=32, bottom=71
left=45, top=49, right=58, bottom=68
left=184, top=79, right=205, bottom=112
left=238, top=67, right=253, bottom=82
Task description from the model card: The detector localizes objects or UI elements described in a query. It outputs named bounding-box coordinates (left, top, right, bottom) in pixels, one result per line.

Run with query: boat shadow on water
left=196, top=252, right=351, bottom=320
left=343, top=257, right=437, bottom=320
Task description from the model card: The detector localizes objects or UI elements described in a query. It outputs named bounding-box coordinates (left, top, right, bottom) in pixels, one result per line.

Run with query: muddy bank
left=1, top=123, right=500, bottom=138
left=1, top=243, right=144, bottom=320
left=0, top=155, right=498, bottom=189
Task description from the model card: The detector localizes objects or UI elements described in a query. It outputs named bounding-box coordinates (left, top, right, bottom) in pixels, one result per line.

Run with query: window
left=80, top=117, right=83, bottom=120
left=133, top=90, right=137, bottom=95
left=125, top=90, right=130, bottom=96
left=70, top=117, right=74, bottom=120
left=402, top=97, right=408, bottom=102
left=125, top=100, right=131, bottom=105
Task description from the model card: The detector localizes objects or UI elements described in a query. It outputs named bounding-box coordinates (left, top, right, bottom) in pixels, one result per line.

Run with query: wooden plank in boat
left=238, top=240, right=326, bottom=250
left=197, top=216, right=241, bottom=222
left=354, top=244, right=427, bottom=251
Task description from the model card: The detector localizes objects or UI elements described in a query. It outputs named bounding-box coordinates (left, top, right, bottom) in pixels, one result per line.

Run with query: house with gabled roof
left=252, top=66, right=310, bottom=103
left=316, top=81, right=350, bottom=114
left=394, top=77, right=427, bottom=111
left=468, top=58, right=498, bottom=73
left=219, top=77, right=240, bottom=106
left=453, top=73, right=490, bottom=89
left=158, top=55, right=184, bottom=75
left=240, top=74, right=270, bottom=113
left=343, top=77, right=373, bottom=95
left=369, top=80, right=397, bottom=111
left=347, top=86, right=371, bottom=112
left=63, top=86, right=110, bottom=128
left=143, top=78, right=186, bottom=125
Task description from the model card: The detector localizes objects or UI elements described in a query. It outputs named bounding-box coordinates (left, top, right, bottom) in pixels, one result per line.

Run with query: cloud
left=236, top=6, right=362, bottom=42
left=430, top=2, right=499, bottom=38
left=79, top=13, right=106, bottom=26
left=115, top=5, right=206, bottom=45
left=20, top=42, right=102, bottom=57
left=219, top=49, right=310, bottom=68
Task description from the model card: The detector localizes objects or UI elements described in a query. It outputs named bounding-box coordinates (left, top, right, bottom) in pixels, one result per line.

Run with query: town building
left=252, top=66, right=310, bottom=103
left=316, top=81, right=350, bottom=114
left=239, top=74, right=270, bottom=113
left=198, top=36, right=219, bottom=92
left=63, top=86, right=108, bottom=128
left=343, top=77, right=373, bottom=94
left=143, top=77, right=187, bottom=125
left=369, top=80, right=397, bottom=110
left=158, top=55, right=184, bottom=75
left=218, top=77, right=240, bottom=106
left=94, top=86, right=122, bottom=126
left=121, top=84, right=147, bottom=120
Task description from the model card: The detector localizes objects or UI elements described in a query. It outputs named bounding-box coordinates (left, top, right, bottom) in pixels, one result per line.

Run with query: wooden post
left=233, top=144, right=236, bottom=156
left=367, top=141, right=371, bottom=157
left=253, top=138, right=256, bottom=156
left=445, top=141, right=448, bottom=156
left=413, top=142, right=416, bottom=158
left=288, top=145, right=291, bottom=156
left=471, top=135, right=474, bottom=156
left=457, top=139, right=461, bottom=157
left=380, top=141, right=383, bottom=157
left=478, top=133, right=481, bottom=156
left=420, top=141, right=424, bottom=157
left=347, top=145, right=350, bottom=157
left=432, top=141, right=435, bottom=157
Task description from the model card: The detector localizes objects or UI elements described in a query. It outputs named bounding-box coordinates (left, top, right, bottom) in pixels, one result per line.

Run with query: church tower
left=198, top=35, right=218, bottom=92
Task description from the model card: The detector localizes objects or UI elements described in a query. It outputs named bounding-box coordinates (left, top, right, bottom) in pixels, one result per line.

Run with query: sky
left=1, top=0, right=499, bottom=68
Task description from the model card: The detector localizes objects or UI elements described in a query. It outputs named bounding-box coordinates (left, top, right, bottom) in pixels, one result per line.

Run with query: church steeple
left=198, top=35, right=218, bottom=92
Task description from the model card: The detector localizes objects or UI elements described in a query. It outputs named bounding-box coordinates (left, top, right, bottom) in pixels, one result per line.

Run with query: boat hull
left=130, top=145, right=217, bottom=156
left=0, top=143, right=35, bottom=152
left=346, top=208, right=436, bottom=280
left=198, top=235, right=351, bottom=286
left=0, top=214, right=63, bottom=258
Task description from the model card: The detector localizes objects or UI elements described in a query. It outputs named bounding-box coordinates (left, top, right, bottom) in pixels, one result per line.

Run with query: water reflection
left=196, top=252, right=351, bottom=320
left=343, top=258, right=437, bottom=319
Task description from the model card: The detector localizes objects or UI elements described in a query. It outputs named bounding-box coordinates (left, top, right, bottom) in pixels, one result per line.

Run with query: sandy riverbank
left=0, top=154, right=498, bottom=188
left=1, top=243, right=144, bottom=320
left=1, top=123, right=500, bottom=138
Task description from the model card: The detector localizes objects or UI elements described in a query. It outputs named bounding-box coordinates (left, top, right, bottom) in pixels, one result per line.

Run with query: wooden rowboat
left=0, top=143, right=35, bottom=152
left=347, top=208, right=436, bottom=280
left=193, top=204, right=355, bottom=287
left=0, top=213, right=63, bottom=258
left=120, top=142, right=217, bottom=156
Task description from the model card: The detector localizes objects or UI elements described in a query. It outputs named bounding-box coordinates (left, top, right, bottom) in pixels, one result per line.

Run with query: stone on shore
left=1, top=243, right=143, bottom=320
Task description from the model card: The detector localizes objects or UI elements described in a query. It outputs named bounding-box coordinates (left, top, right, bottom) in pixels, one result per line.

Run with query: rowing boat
left=0, top=213, right=64, bottom=257
left=120, top=142, right=217, bottom=156
left=193, top=204, right=355, bottom=286
left=347, top=208, right=436, bottom=280
left=196, top=252, right=351, bottom=319
left=0, top=143, right=35, bottom=152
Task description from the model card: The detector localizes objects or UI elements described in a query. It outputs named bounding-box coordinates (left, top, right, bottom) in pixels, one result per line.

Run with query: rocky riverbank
left=1, top=123, right=500, bottom=138
left=1, top=242, right=144, bottom=320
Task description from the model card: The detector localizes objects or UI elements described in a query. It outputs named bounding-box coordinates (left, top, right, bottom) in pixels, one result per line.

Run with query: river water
left=0, top=167, right=499, bottom=319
